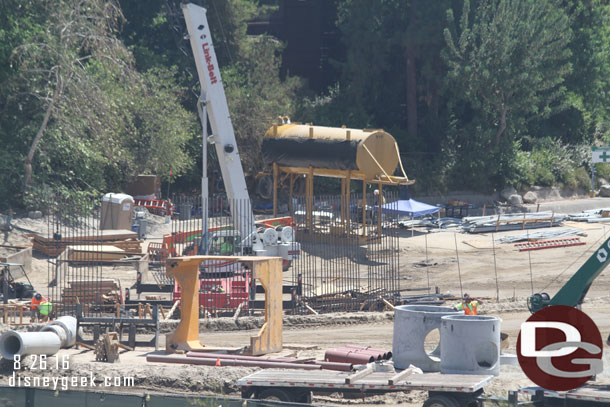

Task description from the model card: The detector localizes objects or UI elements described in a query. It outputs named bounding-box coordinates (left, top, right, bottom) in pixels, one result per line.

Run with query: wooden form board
left=33, top=230, right=141, bottom=257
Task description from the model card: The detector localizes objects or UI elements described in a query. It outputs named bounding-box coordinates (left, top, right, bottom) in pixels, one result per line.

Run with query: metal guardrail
left=0, top=386, right=314, bottom=407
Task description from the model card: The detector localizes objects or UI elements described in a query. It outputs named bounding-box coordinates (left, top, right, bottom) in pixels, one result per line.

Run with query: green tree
left=444, top=0, right=573, bottom=148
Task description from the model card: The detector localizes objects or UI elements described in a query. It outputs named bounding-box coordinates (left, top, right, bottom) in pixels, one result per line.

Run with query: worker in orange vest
left=453, top=293, right=482, bottom=315
left=30, top=293, right=52, bottom=322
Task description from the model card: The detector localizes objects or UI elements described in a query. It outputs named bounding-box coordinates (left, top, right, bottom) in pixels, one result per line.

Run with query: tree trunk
left=406, top=1, right=418, bottom=139
left=24, top=79, right=61, bottom=190
left=494, top=106, right=507, bottom=147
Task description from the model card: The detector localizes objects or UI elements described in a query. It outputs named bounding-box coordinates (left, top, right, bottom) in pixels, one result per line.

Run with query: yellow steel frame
left=165, top=255, right=283, bottom=355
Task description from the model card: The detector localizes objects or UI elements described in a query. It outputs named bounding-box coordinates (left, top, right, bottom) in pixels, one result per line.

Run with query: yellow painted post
left=341, top=178, right=346, bottom=230
left=166, top=255, right=283, bottom=355
left=362, top=180, right=367, bottom=237
left=249, top=257, right=283, bottom=355
left=378, top=183, right=383, bottom=232
left=346, top=171, right=351, bottom=235
left=165, top=257, right=206, bottom=352
left=289, top=174, right=295, bottom=214
left=306, top=167, right=314, bottom=231
left=273, top=163, right=279, bottom=217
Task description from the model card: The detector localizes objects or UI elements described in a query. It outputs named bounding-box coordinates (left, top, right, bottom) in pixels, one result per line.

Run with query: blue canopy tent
left=376, top=187, right=440, bottom=235
left=380, top=198, right=440, bottom=217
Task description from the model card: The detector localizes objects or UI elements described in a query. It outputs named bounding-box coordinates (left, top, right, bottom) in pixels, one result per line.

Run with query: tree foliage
left=3, top=0, right=610, bottom=210
left=444, top=0, right=572, bottom=148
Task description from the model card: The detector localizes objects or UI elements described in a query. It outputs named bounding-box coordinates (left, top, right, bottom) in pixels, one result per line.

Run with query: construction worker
left=220, top=237, right=234, bottom=255
left=39, top=297, right=53, bottom=322
left=453, top=293, right=482, bottom=315
left=30, top=293, right=46, bottom=321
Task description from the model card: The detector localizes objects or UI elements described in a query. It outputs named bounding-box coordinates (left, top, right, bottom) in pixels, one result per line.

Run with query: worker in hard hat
left=30, top=293, right=48, bottom=322
left=453, top=293, right=482, bottom=315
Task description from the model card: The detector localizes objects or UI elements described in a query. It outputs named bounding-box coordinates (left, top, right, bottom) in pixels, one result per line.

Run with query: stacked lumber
left=66, top=245, right=129, bottom=263
left=61, top=279, right=122, bottom=305
left=32, top=229, right=141, bottom=257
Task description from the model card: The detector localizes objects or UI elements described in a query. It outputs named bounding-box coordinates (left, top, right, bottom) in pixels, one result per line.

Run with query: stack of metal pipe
left=324, top=345, right=392, bottom=365
left=146, top=350, right=354, bottom=371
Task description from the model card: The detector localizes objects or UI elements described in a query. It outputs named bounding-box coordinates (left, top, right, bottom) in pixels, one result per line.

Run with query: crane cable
left=540, top=229, right=607, bottom=292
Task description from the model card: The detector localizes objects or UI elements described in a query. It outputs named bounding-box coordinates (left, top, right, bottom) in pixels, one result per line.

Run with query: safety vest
left=456, top=300, right=478, bottom=315
left=39, top=300, right=52, bottom=316
left=31, top=296, right=45, bottom=310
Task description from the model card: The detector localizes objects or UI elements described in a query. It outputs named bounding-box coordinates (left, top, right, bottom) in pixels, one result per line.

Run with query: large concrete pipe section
left=440, top=315, right=501, bottom=376
left=0, top=316, right=77, bottom=359
left=392, top=305, right=462, bottom=372
left=262, top=123, right=400, bottom=179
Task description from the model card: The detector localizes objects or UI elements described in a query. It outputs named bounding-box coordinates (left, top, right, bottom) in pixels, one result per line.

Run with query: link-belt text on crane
left=202, top=43, right=218, bottom=85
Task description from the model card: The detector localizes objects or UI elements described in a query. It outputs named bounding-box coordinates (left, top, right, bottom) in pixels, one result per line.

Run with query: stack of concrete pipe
left=392, top=305, right=501, bottom=376
left=392, top=305, right=461, bottom=372
left=440, top=315, right=501, bottom=375
left=0, top=316, right=77, bottom=359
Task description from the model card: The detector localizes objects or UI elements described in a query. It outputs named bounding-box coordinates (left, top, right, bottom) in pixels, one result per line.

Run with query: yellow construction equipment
left=165, top=255, right=283, bottom=355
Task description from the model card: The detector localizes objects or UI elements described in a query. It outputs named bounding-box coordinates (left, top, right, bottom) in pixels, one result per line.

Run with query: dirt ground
left=3, top=198, right=610, bottom=405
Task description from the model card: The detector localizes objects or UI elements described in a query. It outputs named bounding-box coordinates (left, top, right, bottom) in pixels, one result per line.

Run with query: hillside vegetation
left=2, top=0, right=610, bottom=210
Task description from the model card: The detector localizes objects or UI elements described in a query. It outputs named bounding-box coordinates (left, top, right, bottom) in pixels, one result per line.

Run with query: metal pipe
left=186, top=352, right=298, bottom=363
left=312, top=361, right=353, bottom=372
left=147, top=354, right=322, bottom=370
left=324, top=349, right=375, bottom=364
left=344, top=345, right=391, bottom=360
left=185, top=352, right=353, bottom=371
left=0, top=316, right=77, bottom=359
left=343, top=345, right=384, bottom=360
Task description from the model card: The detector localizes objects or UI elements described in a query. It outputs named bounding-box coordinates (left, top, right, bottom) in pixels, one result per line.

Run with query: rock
left=522, top=191, right=538, bottom=204
left=508, top=194, right=523, bottom=206
left=28, top=210, right=43, bottom=219
left=500, top=187, right=518, bottom=201
left=599, top=184, right=610, bottom=197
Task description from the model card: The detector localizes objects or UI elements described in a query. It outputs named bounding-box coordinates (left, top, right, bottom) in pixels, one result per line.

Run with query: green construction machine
left=527, top=234, right=610, bottom=342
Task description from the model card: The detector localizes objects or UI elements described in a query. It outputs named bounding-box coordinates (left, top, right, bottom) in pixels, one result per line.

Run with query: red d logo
left=517, top=305, right=603, bottom=391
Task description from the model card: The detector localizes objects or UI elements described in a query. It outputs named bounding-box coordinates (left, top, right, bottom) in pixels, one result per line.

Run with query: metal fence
left=169, top=195, right=263, bottom=315
left=290, top=191, right=402, bottom=312
left=36, top=190, right=405, bottom=318
left=43, top=195, right=120, bottom=318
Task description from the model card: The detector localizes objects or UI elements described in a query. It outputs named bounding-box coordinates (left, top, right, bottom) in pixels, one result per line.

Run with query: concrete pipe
left=0, top=331, right=61, bottom=359
left=440, top=315, right=501, bottom=376
left=41, top=316, right=77, bottom=348
left=392, top=305, right=462, bottom=372
left=0, top=316, right=77, bottom=360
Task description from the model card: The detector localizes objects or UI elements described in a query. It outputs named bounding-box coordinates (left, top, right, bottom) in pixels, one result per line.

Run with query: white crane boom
left=181, top=3, right=300, bottom=266
left=182, top=3, right=254, bottom=240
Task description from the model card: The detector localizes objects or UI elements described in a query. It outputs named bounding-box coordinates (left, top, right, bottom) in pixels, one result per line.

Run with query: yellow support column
left=165, top=257, right=206, bottom=352
left=249, top=257, right=283, bottom=355
left=362, top=180, right=367, bottom=237
left=273, top=162, right=279, bottom=217
left=165, top=256, right=283, bottom=355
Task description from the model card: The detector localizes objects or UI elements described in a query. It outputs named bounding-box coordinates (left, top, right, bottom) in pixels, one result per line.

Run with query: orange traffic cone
left=215, top=358, right=221, bottom=366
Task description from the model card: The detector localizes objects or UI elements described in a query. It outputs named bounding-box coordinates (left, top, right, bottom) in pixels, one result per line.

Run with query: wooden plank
left=118, top=343, right=134, bottom=351
left=379, top=297, right=395, bottom=311
left=164, top=300, right=180, bottom=321
left=345, top=365, right=374, bottom=384
left=304, top=304, right=318, bottom=315
left=76, top=341, right=95, bottom=350
left=389, top=366, right=418, bottom=385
